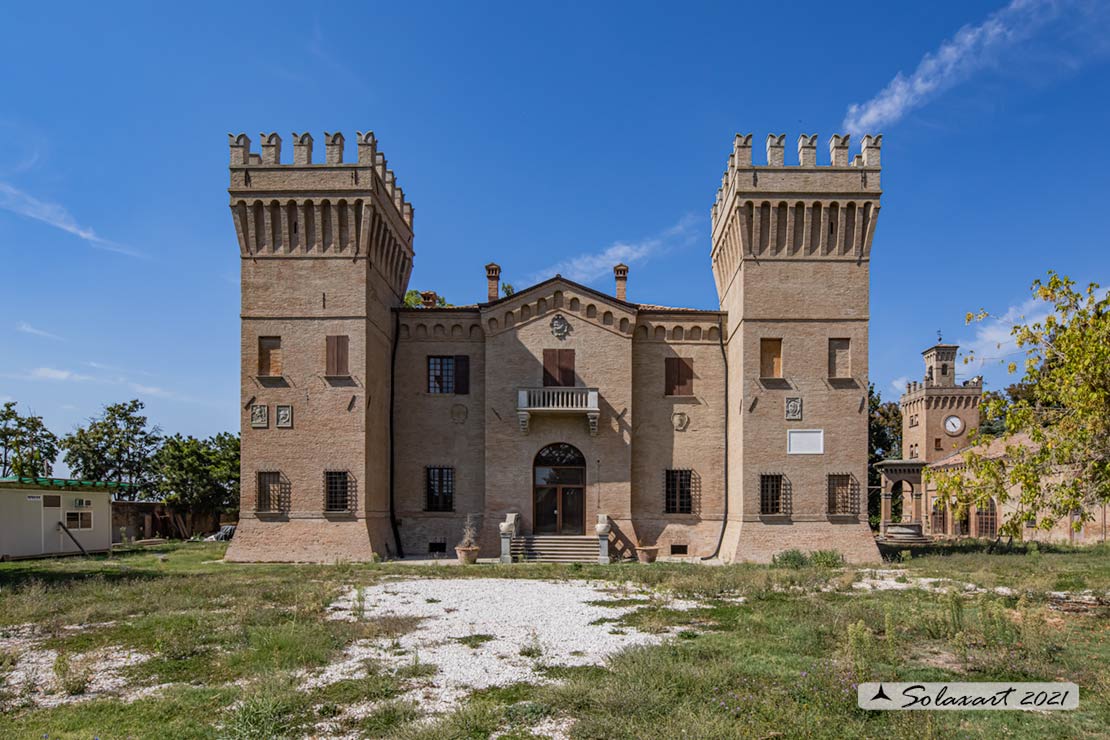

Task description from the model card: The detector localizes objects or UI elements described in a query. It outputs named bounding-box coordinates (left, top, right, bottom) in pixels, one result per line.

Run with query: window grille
left=257, top=471, right=291, bottom=513
left=425, top=466, right=455, bottom=512
left=760, top=474, right=791, bottom=516
left=665, top=469, right=693, bottom=514
left=826, top=474, right=859, bottom=515
left=324, top=470, right=356, bottom=512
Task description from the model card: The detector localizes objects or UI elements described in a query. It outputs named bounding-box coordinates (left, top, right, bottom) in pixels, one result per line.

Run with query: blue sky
left=2, top=0, right=1108, bottom=452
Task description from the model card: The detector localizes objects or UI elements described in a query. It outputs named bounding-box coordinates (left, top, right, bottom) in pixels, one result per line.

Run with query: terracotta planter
left=455, top=546, right=480, bottom=565
left=636, top=546, right=659, bottom=564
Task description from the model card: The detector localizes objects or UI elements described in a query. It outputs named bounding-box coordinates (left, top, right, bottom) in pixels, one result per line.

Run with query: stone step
left=510, top=536, right=599, bottom=563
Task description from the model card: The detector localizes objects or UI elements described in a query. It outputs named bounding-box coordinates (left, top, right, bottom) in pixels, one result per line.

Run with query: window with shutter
left=760, top=339, right=782, bottom=379
left=665, top=357, right=694, bottom=396
left=326, top=335, right=350, bottom=376
left=454, top=355, right=469, bottom=394
left=543, top=349, right=575, bottom=387
left=258, top=337, right=282, bottom=376
left=828, top=338, right=851, bottom=378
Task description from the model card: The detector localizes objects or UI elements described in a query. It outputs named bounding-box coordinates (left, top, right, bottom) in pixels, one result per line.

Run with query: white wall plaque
left=787, top=429, right=824, bottom=455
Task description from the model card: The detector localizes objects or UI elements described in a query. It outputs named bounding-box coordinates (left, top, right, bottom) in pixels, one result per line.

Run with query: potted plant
left=636, top=545, right=659, bottom=564
left=455, top=514, right=481, bottom=565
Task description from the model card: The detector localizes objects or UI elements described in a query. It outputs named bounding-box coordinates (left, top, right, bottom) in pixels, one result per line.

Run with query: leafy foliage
left=0, top=401, right=60, bottom=478
left=403, top=289, right=450, bottom=308
left=867, top=383, right=901, bottom=526
left=62, top=399, right=162, bottom=500
left=928, top=272, right=1110, bottom=536
left=501, top=283, right=515, bottom=297
left=154, top=432, right=241, bottom=513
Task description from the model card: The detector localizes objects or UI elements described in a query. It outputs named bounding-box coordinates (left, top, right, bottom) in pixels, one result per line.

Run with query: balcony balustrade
left=516, top=387, right=600, bottom=435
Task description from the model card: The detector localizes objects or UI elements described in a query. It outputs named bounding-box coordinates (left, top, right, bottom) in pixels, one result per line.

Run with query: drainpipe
left=702, top=313, right=728, bottom=561
left=388, top=308, right=405, bottom=558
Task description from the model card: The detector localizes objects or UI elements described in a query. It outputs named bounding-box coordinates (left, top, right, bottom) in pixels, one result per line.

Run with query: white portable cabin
left=0, top=477, right=115, bottom=559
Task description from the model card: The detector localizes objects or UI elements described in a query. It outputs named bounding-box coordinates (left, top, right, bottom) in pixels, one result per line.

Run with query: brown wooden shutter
left=543, top=349, right=559, bottom=387
left=326, top=336, right=350, bottom=376
left=558, top=349, right=575, bottom=387
left=454, top=354, right=469, bottom=394
left=679, top=358, right=694, bottom=395
left=665, top=357, right=678, bottom=395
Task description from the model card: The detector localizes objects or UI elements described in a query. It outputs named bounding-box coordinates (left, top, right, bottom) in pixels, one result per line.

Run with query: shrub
left=772, top=549, right=810, bottom=569
left=53, top=652, right=91, bottom=696
left=809, top=550, right=845, bottom=568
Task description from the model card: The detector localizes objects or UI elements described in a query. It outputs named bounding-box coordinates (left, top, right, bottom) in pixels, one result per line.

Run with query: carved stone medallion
left=785, top=397, right=803, bottom=421
left=671, top=411, right=690, bottom=432
left=250, top=404, right=269, bottom=428
left=450, top=403, right=468, bottom=424
left=550, top=314, right=571, bottom=340
left=276, top=405, right=293, bottom=428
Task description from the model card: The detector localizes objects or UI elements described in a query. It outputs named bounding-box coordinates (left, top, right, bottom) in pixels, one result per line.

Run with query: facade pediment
left=481, top=277, right=637, bottom=338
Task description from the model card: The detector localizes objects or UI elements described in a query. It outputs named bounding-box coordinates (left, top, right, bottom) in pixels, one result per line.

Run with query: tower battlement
left=710, top=133, right=882, bottom=280
left=227, top=130, right=415, bottom=295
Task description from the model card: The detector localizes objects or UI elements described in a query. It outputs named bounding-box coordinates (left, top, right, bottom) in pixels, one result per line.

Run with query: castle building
left=879, top=342, right=1108, bottom=544
left=225, top=130, right=883, bottom=563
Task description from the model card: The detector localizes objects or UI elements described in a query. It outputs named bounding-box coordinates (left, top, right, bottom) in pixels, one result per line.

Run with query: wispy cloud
left=527, top=214, right=700, bottom=285
left=28, top=367, right=94, bottom=382
left=0, top=182, right=143, bottom=258
left=842, top=0, right=1102, bottom=135
left=17, top=322, right=64, bottom=341
left=890, top=376, right=910, bottom=396
left=961, top=297, right=1052, bottom=382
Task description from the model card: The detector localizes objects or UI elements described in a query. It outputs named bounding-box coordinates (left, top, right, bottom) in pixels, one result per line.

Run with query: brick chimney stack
left=485, top=263, right=501, bottom=302
left=614, top=263, right=629, bottom=301
left=420, top=290, right=438, bottom=309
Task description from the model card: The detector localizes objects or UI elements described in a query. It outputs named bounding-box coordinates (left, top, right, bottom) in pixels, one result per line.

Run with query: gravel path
left=311, top=578, right=696, bottom=714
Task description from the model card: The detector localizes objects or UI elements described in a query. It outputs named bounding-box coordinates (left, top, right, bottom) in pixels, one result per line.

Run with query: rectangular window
left=670, top=544, right=688, bottom=555
left=43, top=494, right=60, bottom=508
left=787, top=429, right=824, bottom=455
left=65, top=511, right=93, bottom=530
left=257, top=471, right=287, bottom=512
left=760, top=474, right=783, bottom=515
left=425, top=466, right=455, bottom=512
left=543, top=349, right=575, bottom=387
left=324, top=471, right=352, bottom=512
left=665, top=469, right=693, bottom=514
left=827, top=474, right=855, bottom=515
left=665, top=357, right=695, bottom=396
left=934, top=438, right=943, bottom=451
left=326, top=335, right=350, bottom=376
left=258, top=336, right=282, bottom=376
left=428, top=356, right=455, bottom=394
left=828, top=338, right=851, bottom=378
left=760, top=338, right=783, bottom=378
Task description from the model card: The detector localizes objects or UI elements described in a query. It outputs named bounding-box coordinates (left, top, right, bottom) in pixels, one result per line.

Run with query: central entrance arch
left=533, top=443, right=586, bottom=535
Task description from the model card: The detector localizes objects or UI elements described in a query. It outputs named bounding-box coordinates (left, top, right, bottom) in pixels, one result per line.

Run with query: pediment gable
left=480, top=277, right=635, bottom=337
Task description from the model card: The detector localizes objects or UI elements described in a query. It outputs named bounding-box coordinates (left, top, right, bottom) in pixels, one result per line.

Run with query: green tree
left=501, top=283, right=515, bottom=297
left=154, top=433, right=240, bottom=514
left=867, top=384, right=902, bottom=528
left=403, top=290, right=450, bottom=308
left=62, top=399, right=162, bottom=500
left=928, top=272, right=1110, bottom=536
left=0, top=401, right=60, bottom=478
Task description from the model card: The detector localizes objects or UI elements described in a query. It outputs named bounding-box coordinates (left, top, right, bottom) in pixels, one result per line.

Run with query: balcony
left=516, top=387, right=600, bottom=435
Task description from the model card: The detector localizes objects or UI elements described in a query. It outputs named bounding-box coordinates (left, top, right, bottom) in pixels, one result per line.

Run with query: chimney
left=420, top=290, right=438, bottom=309
left=485, top=263, right=501, bottom=302
left=614, top=263, right=629, bottom=301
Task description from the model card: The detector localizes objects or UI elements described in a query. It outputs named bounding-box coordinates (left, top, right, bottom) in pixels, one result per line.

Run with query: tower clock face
left=944, top=415, right=963, bottom=435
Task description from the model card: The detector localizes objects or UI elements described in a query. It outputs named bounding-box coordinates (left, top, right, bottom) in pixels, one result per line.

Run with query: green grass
left=0, top=541, right=1107, bottom=739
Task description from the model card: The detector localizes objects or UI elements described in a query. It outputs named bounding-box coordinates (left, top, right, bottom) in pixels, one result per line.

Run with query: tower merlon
left=797, top=134, right=817, bottom=166
left=325, top=132, right=345, bottom=164
left=293, top=132, right=314, bottom=164
left=765, top=133, right=786, bottom=166
left=260, top=132, right=281, bottom=165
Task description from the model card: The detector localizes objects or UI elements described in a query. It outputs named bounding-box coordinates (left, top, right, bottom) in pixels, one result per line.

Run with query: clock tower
left=899, top=342, right=982, bottom=463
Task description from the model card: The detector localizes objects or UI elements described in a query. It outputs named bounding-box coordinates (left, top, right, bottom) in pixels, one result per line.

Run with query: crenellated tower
left=225, top=130, right=414, bottom=562
left=710, top=132, right=883, bottom=563
left=900, top=343, right=982, bottom=463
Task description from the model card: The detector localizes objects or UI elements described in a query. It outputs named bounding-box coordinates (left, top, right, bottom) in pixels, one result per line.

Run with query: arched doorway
left=533, top=443, right=586, bottom=535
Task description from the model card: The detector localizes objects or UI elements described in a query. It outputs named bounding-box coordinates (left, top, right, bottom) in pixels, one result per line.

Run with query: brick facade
left=225, top=130, right=883, bottom=564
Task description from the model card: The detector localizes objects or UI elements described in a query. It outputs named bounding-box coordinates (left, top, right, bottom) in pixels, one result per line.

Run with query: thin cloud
left=17, top=322, right=64, bottom=341
left=28, top=367, right=94, bottom=382
left=843, top=0, right=1071, bottom=135
left=890, top=376, right=911, bottom=396
left=0, top=182, right=144, bottom=258
left=528, top=213, right=700, bottom=285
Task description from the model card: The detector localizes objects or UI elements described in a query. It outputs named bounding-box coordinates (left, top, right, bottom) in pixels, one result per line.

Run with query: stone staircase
left=509, top=535, right=599, bottom=563
left=877, top=522, right=933, bottom=547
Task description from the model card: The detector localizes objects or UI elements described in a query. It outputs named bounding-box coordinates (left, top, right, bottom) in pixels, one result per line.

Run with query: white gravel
left=307, top=578, right=698, bottom=714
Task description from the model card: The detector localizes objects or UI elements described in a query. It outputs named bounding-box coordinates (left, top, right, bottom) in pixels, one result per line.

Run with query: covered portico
left=874, top=459, right=927, bottom=541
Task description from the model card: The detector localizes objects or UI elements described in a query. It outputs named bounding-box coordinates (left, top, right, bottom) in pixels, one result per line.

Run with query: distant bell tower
left=900, top=342, right=982, bottom=463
